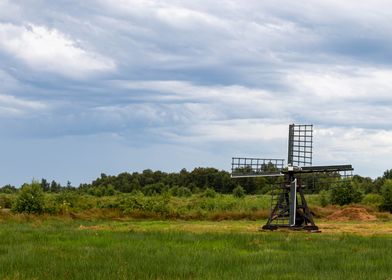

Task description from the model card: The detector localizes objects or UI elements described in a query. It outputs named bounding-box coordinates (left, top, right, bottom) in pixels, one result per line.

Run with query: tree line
left=1, top=167, right=392, bottom=196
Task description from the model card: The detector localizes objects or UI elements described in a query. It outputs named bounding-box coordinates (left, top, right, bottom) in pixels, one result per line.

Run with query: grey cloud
left=1, top=0, right=392, bottom=184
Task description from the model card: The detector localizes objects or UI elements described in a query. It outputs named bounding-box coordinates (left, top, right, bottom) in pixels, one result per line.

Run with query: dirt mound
left=326, top=207, right=377, bottom=222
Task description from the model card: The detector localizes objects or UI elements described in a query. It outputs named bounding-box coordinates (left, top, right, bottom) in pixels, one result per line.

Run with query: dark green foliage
left=232, top=185, right=245, bottom=198
left=380, top=179, right=392, bottom=212
left=170, top=186, right=192, bottom=197
left=351, top=175, right=373, bottom=194
left=370, top=169, right=392, bottom=194
left=0, top=184, right=17, bottom=194
left=49, top=180, right=62, bottom=192
left=9, top=168, right=392, bottom=201
left=56, top=190, right=79, bottom=207
left=203, top=188, right=216, bottom=198
left=143, top=183, right=167, bottom=196
left=383, top=169, right=392, bottom=179
left=0, top=194, right=14, bottom=208
left=88, top=184, right=116, bottom=197
left=330, top=181, right=363, bottom=206
left=118, top=192, right=171, bottom=215
left=12, top=182, right=45, bottom=214
left=41, top=178, right=50, bottom=192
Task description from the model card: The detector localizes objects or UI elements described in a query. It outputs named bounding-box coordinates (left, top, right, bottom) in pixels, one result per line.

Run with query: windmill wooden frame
left=231, top=124, right=353, bottom=231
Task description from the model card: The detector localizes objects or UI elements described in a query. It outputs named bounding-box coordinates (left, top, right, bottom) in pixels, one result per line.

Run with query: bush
left=202, top=188, right=216, bottom=198
left=380, top=179, right=392, bottom=212
left=56, top=191, right=79, bottom=207
left=330, top=181, right=363, bottom=206
left=232, top=185, right=245, bottom=198
left=171, top=186, right=192, bottom=197
left=88, top=185, right=116, bottom=197
left=12, top=182, right=45, bottom=214
left=43, top=195, right=61, bottom=214
left=119, top=193, right=171, bottom=215
left=362, top=193, right=383, bottom=208
left=319, top=190, right=329, bottom=207
left=143, top=183, right=166, bottom=196
left=0, top=194, right=15, bottom=209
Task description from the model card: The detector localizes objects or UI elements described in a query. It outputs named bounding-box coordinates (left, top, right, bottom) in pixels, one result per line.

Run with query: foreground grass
left=0, top=219, right=391, bottom=279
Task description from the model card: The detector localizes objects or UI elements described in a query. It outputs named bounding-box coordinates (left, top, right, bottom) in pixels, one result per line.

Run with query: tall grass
left=0, top=220, right=391, bottom=279
left=3, top=193, right=387, bottom=221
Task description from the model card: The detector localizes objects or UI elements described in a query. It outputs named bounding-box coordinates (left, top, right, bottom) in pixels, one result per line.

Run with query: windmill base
left=260, top=224, right=319, bottom=232
left=262, top=177, right=319, bottom=232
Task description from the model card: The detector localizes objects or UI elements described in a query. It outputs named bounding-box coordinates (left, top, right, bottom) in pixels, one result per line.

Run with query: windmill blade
left=288, top=124, right=313, bottom=167
left=231, top=157, right=284, bottom=178
left=298, top=165, right=353, bottom=173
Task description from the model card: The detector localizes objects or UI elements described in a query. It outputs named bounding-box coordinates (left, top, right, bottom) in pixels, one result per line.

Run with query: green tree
left=50, top=180, right=61, bottom=192
left=40, top=178, right=50, bottom=192
left=0, top=184, right=17, bottom=194
left=330, top=181, right=363, bottom=206
left=12, top=182, right=45, bottom=214
left=380, top=179, right=392, bottom=212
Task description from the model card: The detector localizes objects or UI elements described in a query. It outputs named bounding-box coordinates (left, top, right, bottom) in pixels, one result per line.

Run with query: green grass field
left=1, top=219, right=391, bottom=280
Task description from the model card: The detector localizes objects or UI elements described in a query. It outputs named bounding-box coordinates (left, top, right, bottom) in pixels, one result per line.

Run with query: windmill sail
left=231, top=123, right=354, bottom=231
left=231, top=157, right=284, bottom=178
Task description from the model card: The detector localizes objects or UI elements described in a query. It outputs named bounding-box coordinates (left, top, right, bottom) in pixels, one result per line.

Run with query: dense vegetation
left=1, top=168, right=392, bottom=216
left=2, top=167, right=391, bottom=195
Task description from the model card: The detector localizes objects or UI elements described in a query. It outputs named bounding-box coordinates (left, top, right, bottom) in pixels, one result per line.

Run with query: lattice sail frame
left=231, top=157, right=284, bottom=178
left=288, top=124, right=313, bottom=167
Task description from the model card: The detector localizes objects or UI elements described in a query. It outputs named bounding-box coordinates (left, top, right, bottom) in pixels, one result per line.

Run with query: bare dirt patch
left=326, top=207, right=377, bottom=222
left=79, top=225, right=104, bottom=230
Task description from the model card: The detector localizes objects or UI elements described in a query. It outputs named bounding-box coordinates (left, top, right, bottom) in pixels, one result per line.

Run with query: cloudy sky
left=1, top=0, right=392, bottom=186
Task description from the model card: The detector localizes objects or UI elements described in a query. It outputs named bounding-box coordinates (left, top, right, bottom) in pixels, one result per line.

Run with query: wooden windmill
left=231, top=124, right=353, bottom=231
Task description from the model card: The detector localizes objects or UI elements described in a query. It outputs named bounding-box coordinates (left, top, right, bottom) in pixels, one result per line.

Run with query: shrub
left=119, top=193, right=172, bottom=215
left=0, top=185, right=17, bottom=194
left=202, top=188, right=216, bottom=198
left=330, top=181, right=363, bottom=206
left=43, top=195, right=61, bottom=214
left=171, top=186, right=192, bottom=197
left=380, top=179, right=392, bottom=212
left=362, top=193, right=383, bottom=208
left=0, top=194, right=14, bottom=209
left=88, top=185, right=116, bottom=197
left=12, top=182, right=45, bottom=214
left=56, top=191, right=79, bottom=207
left=319, top=190, right=329, bottom=207
left=232, top=185, right=245, bottom=198
left=143, top=183, right=166, bottom=196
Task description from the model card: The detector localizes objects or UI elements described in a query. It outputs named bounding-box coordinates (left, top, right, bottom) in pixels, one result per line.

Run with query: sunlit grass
left=0, top=219, right=391, bottom=279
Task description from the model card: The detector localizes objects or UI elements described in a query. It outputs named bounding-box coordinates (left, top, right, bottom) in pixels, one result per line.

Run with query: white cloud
left=0, top=23, right=115, bottom=78
left=0, top=94, right=46, bottom=116
left=287, top=67, right=392, bottom=101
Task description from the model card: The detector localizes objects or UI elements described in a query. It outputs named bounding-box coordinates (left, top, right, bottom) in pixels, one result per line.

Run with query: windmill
left=231, top=124, right=353, bottom=231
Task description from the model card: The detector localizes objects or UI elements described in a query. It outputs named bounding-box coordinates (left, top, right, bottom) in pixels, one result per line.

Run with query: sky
left=1, top=0, right=392, bottom=186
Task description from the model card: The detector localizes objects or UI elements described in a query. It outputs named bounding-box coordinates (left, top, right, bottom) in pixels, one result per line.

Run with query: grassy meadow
left=1, top=191, right=391, bottom=279
left=1, top=218, right=392, bottom=280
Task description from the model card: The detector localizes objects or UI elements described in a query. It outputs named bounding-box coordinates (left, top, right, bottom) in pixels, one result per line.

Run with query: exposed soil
left=79, top=225, right=104, bottom=230
left=326, top=207, right=377, bottom=222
